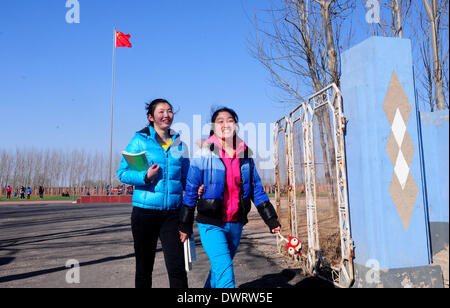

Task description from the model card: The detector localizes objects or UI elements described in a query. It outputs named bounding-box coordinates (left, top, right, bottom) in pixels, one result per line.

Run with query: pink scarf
left=207, top=134, right=247, bottom=222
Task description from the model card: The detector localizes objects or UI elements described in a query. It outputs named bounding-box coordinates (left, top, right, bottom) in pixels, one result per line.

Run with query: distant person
left=117, top=98, right=203, bottom=288
left=20, top=186, right=25, bottom=199
left=179, top=107, right=281, bottom=288
left=26, top=187, right=32, bottom=199
left=127, top=186, right=133, bottom=195
left=6, top=185, right=12, bottom=199
left=39, top=186, right=44, bottom=199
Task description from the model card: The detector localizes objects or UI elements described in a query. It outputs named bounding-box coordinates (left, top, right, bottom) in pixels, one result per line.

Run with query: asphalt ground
left=0, top=202, right=331, bottom=288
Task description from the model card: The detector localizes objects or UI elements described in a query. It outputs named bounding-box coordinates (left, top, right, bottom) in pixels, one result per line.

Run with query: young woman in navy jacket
left=179, top=107, right=281, bottom=288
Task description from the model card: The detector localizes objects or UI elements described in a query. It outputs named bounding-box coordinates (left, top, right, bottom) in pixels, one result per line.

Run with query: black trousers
left=131, top=206, right=188, bottom=288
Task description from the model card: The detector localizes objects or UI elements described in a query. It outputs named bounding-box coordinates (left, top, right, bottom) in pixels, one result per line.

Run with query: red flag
left=115, top=31, right=132, bottom=48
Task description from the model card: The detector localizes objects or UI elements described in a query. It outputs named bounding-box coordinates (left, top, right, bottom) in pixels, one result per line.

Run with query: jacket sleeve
left=250, top=159, right=281, bottom=232
left=116, top=135, right=148, bottom=186
left=179, top=154, right=203, bottom=235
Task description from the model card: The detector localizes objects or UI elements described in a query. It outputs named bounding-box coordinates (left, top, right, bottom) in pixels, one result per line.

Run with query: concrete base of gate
left=351, top=262, right=444, bottom=288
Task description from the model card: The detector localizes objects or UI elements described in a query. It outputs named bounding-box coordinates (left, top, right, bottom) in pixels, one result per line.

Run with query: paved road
left=0, top=202, right=326, bottom=288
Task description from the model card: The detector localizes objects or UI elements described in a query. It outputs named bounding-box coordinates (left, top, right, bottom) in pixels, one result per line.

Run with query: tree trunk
left=392, top=0, right=404, bottom=38
left=423, top=0, right=447, bottom=110
left=320, top=0, right=340, bottom=88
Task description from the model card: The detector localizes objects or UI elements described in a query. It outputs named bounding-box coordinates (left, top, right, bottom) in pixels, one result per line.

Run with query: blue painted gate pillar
left=341, top=37, right=443, bottom=287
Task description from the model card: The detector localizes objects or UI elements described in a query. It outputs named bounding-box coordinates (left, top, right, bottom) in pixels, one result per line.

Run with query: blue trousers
left=197, top=222, right=244, bottom=288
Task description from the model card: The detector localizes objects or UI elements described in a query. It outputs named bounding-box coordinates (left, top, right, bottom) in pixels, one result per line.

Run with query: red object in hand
left=286, top=236, right=302, bottom=256
left=116, top=31, right=132, bottom=48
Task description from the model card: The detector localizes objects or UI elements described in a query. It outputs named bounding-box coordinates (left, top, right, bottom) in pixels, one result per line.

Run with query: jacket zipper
left=145, top=128, right=179, bottom=210
left=216, top=149, right=241, bottom=221
left=239, top=158, right=244, bottom=214
left=164, top=139, right=173, bottom=210
left=164, top=150, right=168, bottom=209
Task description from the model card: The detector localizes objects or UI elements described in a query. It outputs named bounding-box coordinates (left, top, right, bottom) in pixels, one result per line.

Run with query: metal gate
left=273, top=84, right=354, bottom=287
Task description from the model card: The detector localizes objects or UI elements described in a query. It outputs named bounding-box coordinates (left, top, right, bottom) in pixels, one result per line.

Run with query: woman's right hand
left=198, top=184, right=205, bottom=197
left=146, top=164, right=160, bottom=181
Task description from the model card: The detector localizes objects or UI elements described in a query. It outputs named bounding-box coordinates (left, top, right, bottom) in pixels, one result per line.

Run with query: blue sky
left=0, top=0, right=293, bottom=154
left=1, top=1, right=410, bottom=156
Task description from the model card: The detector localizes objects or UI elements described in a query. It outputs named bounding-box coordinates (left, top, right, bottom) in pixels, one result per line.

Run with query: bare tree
left=31, top=150, right=43, bottom=187
left=42, top=148, right=51, bottom=187
left=365, top=0, right=412, bottom=38
left=250, top=0, right=355, bottom=216
left=0, top=150, right=13, bottom=189
left=422, top=0, right=448, bottom=110
left=391, top=0, right=413, bottom=37
left=316, top=0, right=340, bottom=87
left=412, top=2, right=437, bottom=111
left=251, top=0, right=319, bottom=102
left=365, top=0, right=447, bottom=111
left=14, top=148, right=26, bottom=187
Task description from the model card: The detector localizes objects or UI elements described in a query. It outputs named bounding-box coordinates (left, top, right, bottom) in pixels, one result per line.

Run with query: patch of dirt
left=433, top=245, right=449, bottom=288
left=270, top=198, right=342, bottom=268
left=244, top=198, right=342, bottom=265
left=243, top=198, right=343, bottom=286
left=244, top=205, right=303, bottom=272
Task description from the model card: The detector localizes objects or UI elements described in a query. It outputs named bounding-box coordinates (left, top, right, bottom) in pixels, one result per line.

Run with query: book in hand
left=122, top=151, right=150, bottom=171
left=184, top=233, right=196, bottom=272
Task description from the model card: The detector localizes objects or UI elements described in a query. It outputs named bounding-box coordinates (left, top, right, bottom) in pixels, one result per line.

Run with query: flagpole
left=108, top=26, right=116, bottom=194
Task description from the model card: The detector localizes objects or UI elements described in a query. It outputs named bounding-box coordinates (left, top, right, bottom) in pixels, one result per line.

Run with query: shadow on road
left=239, top=269, right=335, bottom=288
left=0, top=257, right=15, bottom=267
left=0, top=253, right=136, bottom=284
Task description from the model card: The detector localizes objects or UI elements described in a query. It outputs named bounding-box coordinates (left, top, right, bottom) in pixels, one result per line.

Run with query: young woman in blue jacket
left=179, top=107, right=281, bottom=288
left=117, top=98, right=190, bottom=288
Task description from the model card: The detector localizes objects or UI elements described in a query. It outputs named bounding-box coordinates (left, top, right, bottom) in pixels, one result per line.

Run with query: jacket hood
left=205, top=134, right=253, bottom=158
left=137, top=126, right=180, bottom=141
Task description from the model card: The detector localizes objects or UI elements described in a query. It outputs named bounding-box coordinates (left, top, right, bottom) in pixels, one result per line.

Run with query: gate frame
left=274, top=83, right=354, bottom=288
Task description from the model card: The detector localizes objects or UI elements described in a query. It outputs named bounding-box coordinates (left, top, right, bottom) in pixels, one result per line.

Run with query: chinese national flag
left=115, top=31, right=132, bottom=48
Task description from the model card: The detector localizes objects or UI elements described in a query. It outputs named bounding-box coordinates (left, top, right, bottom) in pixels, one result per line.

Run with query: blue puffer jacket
left=179, top=141, right=280, bottom=234
left=117, top=126, right=189, bottom=210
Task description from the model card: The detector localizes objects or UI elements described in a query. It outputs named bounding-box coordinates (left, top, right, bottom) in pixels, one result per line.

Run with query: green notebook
left=122, top=151, right=150, bottom=171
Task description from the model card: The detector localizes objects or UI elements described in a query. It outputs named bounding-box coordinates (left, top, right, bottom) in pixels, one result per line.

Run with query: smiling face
left=148, top=102, right=174, bottom=130
left=213, top=111, right=237, bottom=140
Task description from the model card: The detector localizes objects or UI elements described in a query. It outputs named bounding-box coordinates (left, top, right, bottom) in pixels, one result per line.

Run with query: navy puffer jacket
left=179, top=140, right=280, bottom=234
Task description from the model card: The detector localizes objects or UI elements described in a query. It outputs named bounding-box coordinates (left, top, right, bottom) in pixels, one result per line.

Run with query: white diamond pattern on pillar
left=383, top=70, right=418, bottom=231
left=392, top=108, right=406, bottom=146
left=391, top=108, right=409, bottom=189
left=394, top=151, right=409, bottom=189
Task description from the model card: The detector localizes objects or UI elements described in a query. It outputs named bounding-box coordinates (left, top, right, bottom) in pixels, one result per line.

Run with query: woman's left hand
left=179, top=231, right=188, bottom=243
left=271, top=226, right=281, bottom=234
